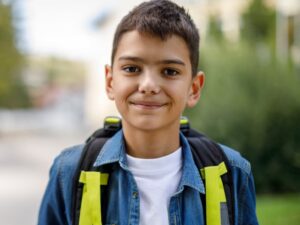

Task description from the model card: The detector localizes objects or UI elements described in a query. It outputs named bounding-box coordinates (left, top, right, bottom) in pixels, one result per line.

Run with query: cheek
left=168, top=87, right=189, bottom=106
left=113, top=80, right=135, bottom=101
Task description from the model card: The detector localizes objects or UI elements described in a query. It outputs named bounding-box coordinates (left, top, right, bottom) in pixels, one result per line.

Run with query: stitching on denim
left=237, top=172, right=250, bottom=225
left=176, top=197, right=182, bottom=225
left=94, top=139, right=124, bottom=167
left=56, top=150, right=71, bottom=224
left=230, top=161, right=251, bottom=174
left=127, top=172, right=139, bottom=225
left=220, top=145, right=251, bottom=175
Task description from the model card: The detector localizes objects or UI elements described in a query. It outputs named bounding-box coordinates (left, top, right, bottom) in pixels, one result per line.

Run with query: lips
left=130, top=101, right=167, bottom=109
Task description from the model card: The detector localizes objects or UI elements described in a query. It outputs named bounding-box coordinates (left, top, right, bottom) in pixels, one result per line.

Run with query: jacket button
left=132, top=191, right=138, bottom=198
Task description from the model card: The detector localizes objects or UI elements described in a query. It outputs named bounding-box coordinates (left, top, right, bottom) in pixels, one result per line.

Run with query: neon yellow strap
left=105, top=117, right=120, bottom=124
left=200, top=162, right=227, bottom=225
left=180, top=118, right=189, bottom=125
left=79, top=171, right=109, bottom=225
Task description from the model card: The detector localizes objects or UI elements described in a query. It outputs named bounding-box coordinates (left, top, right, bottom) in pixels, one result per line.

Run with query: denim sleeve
left=37, top=145, right=83, bottom=225
left=238, top=171, right=259, bottom=225
left=37, top=153, right=68, bottom=225
left=220, top=145, right=259, bottom=225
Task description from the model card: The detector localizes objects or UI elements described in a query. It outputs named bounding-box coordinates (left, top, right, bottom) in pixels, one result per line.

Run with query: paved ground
left=0, top=131, right=87, bottom=225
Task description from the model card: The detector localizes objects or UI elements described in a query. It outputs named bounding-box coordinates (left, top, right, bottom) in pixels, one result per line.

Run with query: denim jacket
left=38, top=130, right=259, bottom=225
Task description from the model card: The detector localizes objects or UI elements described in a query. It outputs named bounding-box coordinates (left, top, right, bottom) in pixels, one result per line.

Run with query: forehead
left=114, top=31, right=191, bottom=66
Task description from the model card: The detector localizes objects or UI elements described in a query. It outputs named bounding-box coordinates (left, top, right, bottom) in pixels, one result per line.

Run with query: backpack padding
left=71, top=128, right=111, bottom=225
left=187, top=129, right=234, bottom=225
left=71, top=128, right=235, bottom=225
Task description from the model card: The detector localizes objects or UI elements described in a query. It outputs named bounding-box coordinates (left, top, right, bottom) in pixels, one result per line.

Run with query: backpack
left=71, top=116, right=234, bottom=225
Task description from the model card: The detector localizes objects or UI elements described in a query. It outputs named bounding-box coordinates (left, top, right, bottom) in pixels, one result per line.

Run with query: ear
left=105, top=64, right=115, bottom=100
left=186, top=71, right=205, bottom=108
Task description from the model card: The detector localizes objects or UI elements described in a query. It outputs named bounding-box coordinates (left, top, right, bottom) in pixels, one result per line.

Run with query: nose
left=138, top=71, right=161, bottom=95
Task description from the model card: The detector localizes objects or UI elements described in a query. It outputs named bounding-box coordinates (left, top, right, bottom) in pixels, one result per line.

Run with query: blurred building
left=275, top=0, right=300, bottom=63
left=0, top=55, right=86, bottom=134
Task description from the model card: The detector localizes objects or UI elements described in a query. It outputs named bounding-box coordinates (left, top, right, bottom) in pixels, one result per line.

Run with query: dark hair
left=111, top=0, right=200, bottom=76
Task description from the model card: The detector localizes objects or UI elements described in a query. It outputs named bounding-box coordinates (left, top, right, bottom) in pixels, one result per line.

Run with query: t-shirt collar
left=93, top=129, right=205, bottom=194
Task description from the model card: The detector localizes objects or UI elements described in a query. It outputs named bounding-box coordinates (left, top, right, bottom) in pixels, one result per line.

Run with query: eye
left=123, top=66, right=141, bottom=73
left=163, top=68, right=179, bottom=77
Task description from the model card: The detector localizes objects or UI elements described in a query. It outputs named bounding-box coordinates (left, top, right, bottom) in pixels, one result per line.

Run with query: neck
left=122, top=123, right=180, bottom=159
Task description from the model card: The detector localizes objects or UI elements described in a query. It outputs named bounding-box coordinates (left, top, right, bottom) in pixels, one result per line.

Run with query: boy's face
left=105, top=31, right=204, bottom=132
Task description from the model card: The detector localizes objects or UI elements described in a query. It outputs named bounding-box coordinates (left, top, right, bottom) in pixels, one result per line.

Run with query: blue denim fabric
left=38, top=130, right=259, bottom=225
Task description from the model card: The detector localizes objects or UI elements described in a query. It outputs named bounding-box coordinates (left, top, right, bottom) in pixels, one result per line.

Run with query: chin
left=134, top=120, right=161, bottom=131
left=122, top=117, right=161, bottom=132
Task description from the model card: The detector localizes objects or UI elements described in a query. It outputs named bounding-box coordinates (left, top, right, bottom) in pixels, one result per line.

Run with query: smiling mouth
left=130, top=101, right=167, bottom=109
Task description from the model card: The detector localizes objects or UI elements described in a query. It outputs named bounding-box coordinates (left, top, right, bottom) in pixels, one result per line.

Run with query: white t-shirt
left=126, top=147, right=183, bottom=225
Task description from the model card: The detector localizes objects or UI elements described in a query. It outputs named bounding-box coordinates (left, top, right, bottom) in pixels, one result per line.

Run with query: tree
left=185, top=41, right=300, bottom=193
left=241, top=0, right=276, bottom=44
left=207, top=15, right=223, bottom=41
left=0, top=0, right=30, bottom=108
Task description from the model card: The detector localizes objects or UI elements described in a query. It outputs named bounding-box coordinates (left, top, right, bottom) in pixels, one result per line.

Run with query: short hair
left=111, top=0, right=200, bottom=77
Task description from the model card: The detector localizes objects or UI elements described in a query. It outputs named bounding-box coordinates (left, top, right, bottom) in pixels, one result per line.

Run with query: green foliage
left=186, top=0, right=299, bottom=194
left=0, top=1, right=30, bottom=108
left=207, top=16, right=223, bottom=41
left=256, top=194, right=300, bottom=225
left=185, top=41, right=300, bottom=193
left=241, top=0, right=276, bottom=44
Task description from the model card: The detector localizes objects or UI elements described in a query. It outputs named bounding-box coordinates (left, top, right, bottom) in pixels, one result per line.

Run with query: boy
left=38, top=1, right=258, bottom=225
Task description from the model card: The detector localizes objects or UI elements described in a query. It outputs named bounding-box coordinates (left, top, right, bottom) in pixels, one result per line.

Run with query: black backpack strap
left=71, top=116, right=234, bottom=225
left=71, top=117, right=122, bottom=225
left=71, top=133, right=108, bottom=225
left=186, top=128, right=234, bottom=225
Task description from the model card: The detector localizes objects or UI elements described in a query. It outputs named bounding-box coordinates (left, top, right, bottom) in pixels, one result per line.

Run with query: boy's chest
left=103, top=168, right=205, bottom=225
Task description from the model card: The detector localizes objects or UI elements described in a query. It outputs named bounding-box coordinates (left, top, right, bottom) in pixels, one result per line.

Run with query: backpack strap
left=187, top=128, right=234, bottom=225
left=78, top=171, right=109, bottom=225
left=71, top=117, right=121, bottom=225
left=71, top=117, right=234, bottom=225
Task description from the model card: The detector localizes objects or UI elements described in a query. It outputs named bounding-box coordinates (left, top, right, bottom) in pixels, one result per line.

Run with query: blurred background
left=0, top=0, right=299, bottom=224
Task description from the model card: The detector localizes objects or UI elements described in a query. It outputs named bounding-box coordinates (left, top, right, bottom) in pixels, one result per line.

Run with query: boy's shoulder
left=51, top=140, right=251, bottom=177
left=219, top=144, right=251, bottom=175
left=51, top=144, right=84, bottom=176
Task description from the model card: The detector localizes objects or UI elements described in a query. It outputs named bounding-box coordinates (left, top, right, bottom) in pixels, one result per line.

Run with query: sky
left=17, top=0, right=300, bottom=61
left=18, top=0, right=202, bottom=61
left=19, top=0, right=116, bottom=60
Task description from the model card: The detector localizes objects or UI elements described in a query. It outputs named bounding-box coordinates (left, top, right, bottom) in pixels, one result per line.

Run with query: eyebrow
left=118, top=56, right=186, bottom=66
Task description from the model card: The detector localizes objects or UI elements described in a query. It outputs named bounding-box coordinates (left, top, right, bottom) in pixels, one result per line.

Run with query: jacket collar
left=93, top=130, right=205, bottom=194
left=178, top=132, right=205, bottom=194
